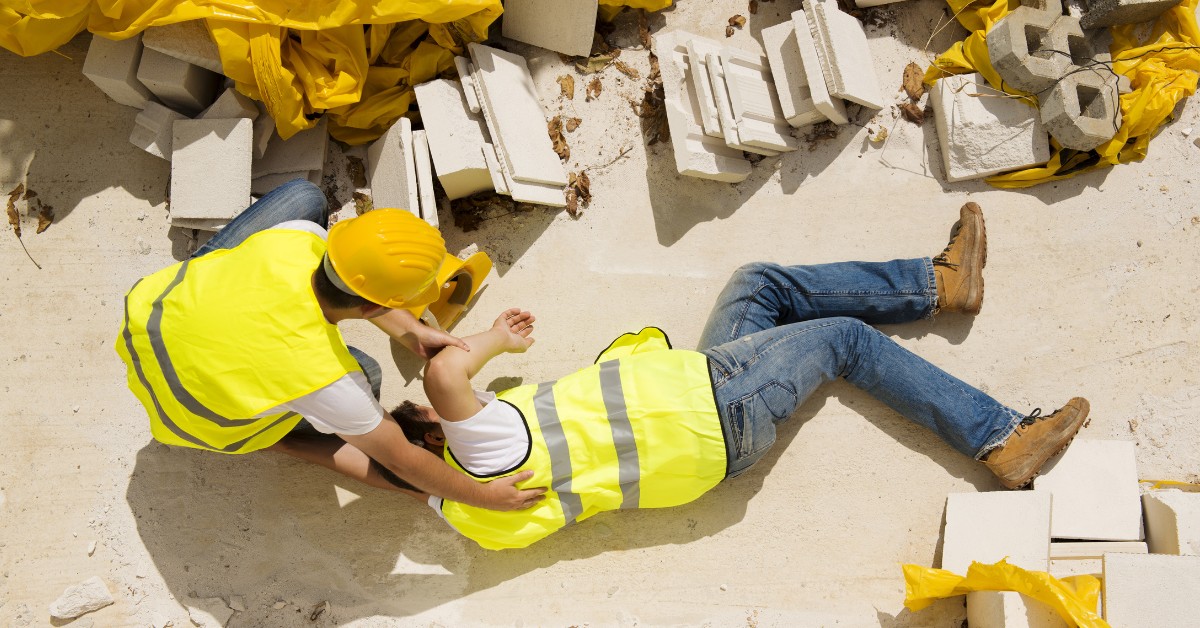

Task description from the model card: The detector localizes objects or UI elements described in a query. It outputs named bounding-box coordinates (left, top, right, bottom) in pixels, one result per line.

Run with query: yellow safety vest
left=441, top=328, right=727, bottom=550
left=115, top=229, right=360, bottom=454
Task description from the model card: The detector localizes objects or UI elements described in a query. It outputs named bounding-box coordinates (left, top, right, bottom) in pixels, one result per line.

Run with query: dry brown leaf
left=899, top=102, right=925, bottom=125
left=729, top=14, right=747, bottom=28
left=576, top=53, right=617, bottom=74
left=586, top=77, right=603, bottom=101
left=549, top=116, right=571, bottom=160
left=726, top=25, right=736, bottom=37
left=631, top=64, right=669, bottom=145
left=353, top=192, right=373, bottom=215
left=566, top=171, right=591, bottom=218
left=749, top=0, right=759, bottom=14
left=34, top=198, right=53, bottom=234
left=557, top=74, right=576, bottom=100
left=902, top=62, right=925, bottom=101
left=566, top=186, right=579, bottom=217
left=575, top=171, right=592, bottom=204
left=638, top=9, right=652, bottom=50
left=566, top=117, right=582, bottom=132
left=615, top=60, right=640, bottom=80
left=6, top=183, right=22, bottom=239
left=804, top=121, right=840, bottom=150
left=346, top=156, right=367, bottom=187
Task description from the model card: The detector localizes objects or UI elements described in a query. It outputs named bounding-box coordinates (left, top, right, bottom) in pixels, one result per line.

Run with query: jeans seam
left=728, top=272, right=772, bottom=342
left=921, top=256, right=937, bottom=319
left=974, top=408, right=1025, bottom=460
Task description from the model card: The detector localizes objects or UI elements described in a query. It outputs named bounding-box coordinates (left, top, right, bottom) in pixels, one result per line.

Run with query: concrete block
left=942, top=491, right=1052, bottom=574
left=170, top=118, right=253, bottom=222
left=1103, top=553, right=1200, bottom=626
left=482, top=144, right=511, bottom=196
left=803, top=0, right=885, bottom=109
left=251, top=171, right=314, bottom=196
left=141, top=20, right=223, bottom=74
left=130, top=101, right=188, bottom=160
left=685, top=36, right=727, bottom=138
left=705, top=53, right=781, bottom=157
left=719, top=47, right=800, bottom=152
left=1050, top=541, right=1148, bottom=558
left=82, top=33, right=157, bottom=109
left=1041, top=69, right=1122, bottom=150
left=453, top=56, right=482, bottom=114
left=930, top=73, right=1051, bottom=182
left=790, top=10, right=849, bottom=125
left=171, top=218, right=228, bottom=232
left=413, top=79, right=492, bottom=200
left=966, top=591, right=1068, bottom=628
left=367, top=116, right=420, bottom=213
left=199, top=88, right=258, bottom=121
left=251, top=102, right=274, bottom=158
left=1049, top=557, right=1103, bottom=578
left=502, top=0, right=598, bottom=58
left=136, top=48, right=221, bottom=116
left=1081, top=0, right=1180, bottom=28
left=1143, top=489, right=1200, bottom=555
left=255, top=118, right=328, bottom=178
left=413, top=130, right=439, bottom=229
left=652, top=30, right=752, bottom=183
left=467, top=43, right=568, bottom=186
left=988, top=9, right=1085, bottom=94
left=1033, top=440, right=1143, bottom=541
left=760, top=21, right=826, bottom=128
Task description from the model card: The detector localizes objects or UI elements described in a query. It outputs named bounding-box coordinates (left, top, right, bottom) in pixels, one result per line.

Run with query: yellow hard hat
left=325, top=208, right=447, bottom=309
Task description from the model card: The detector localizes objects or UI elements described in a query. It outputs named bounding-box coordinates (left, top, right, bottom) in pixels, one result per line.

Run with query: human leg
left=192, top=179, right=328, bottom=257
left=267, top=429, right=426, bottom=498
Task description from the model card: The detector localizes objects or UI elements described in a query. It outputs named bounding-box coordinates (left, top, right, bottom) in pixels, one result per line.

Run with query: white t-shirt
left=255, top=220, right=385, bottom=435
left=428, top=390, right=531, bottom=517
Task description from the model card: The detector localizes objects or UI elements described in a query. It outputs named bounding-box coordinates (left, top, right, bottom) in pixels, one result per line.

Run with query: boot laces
left=932, top=225, right=962, bottom=269
left=1020, top=408, right=1044, bottom=427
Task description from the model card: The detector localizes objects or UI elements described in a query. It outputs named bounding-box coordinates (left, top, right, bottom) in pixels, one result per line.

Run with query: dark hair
left=312, top=262, right=371, bottom=310
left=390, top=400, right=439, bottom=443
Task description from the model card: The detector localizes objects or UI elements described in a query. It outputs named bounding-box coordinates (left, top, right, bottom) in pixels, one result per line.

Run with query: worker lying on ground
left=116, top=180, right=546, bottom=512
left=392, top=203, right=1090, bottom=549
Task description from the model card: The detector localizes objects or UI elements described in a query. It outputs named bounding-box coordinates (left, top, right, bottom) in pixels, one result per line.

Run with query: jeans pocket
left=728, top=382, right=795, bottom=461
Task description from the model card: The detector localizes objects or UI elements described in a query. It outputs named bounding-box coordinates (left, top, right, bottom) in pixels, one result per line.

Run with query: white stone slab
left=790, top=10, right=848, bottom=125
left=942, top=491, right=1052, bottom=574
left=414, top=79, right=492, bottom=200
left=1032, top=439, right=1143, bottom=541
left=142, top=20, right=223, bottom=74
left=685, top=36, right=727, bottom=138
left=719, top=47, right=800, bottom=152
left=254, top=118, right=329, bottom=178
left=705, top=53, right=781, bottom=157
left=652, top=30, right=752, bottom=183
left=453, top=56, right=482, bottom=114
left=804, top=0, right=885, bottom=109
left=966, top=591, right=1068, bottom=628
left=366, top=116, right=419, bottom=213
left=1049, top=541, right=1148, bottom=558
left=930, top=73, right=1051, bottom=183
left=1049, top=557, right=1102, bottom=578
left=759, top=21, right=825, bottom=128
left=130, top=101, right=187, bottom=160
left=82, top=33, right=157, bottom=109
left=502, top=0, right=598, bottom=57
left=136, top=48, right=220, bottom=116
left=1143, top=489, right=1200, bottom=555
left=467, top=43, right=568, bottom=186
left=1103, top=553, right=1200, bottom=626
left=482, top=144, right=510, bottom=196
left=413, top=130, right=439, bottom=229
left=170, top=118, right=252, bottom=221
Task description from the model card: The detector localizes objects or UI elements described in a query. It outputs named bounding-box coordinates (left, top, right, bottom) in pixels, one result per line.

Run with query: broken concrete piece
left=502, top=0, right=598, bottom=58
left=719, top=47, right=800, bottom=152
left=170, top=118, right=253, bottom=223
left=1081, top=0, right=1180, bottom=28
left=1033, top=440, right=1143, bottom=541
left=136, top=48, right=221, bottom=116
left=803, top=0, right=885, bottom=109
left=467, top=43, right=568, bottom=187
left=760, top=21, right=826, bottom=128
left=199, top=88, right=258, bottom=121
left=227, top=595, right=246, bottom=612
left=453, top=57, right=482, bottom=114
left=413, top=79, right=493, bottom=200
left=929, top=73, right=1051, bottom=182
left=171, top=218, right=228, bottom=232
left=186, top=596, right=234, bottom=628
left=1103, top=553, right=1200, bottom=625
left=254, top=118, right=328, bottom=178
left=966, top=591, right=1069, bottom=628
left=49, top=577, right=114, bottom=620
left=413, top=130, right=439, bottom=229
left=1040, top=68, right=1122, bottom=150
left=130, top=101, right=188, bottom=160
left=82, top=33, right=157, bottom=109
left=1143, top=489, right=1200, bottom=555
left=685, top=36, right=727, bottom=138
left=251, top=102, right=274, bottom=158
left=942, top=491, right=1052, bottom=574
left=482, top=144, right=511, bottom=196
left=706, top=53, right=781, bottom=157
left=790, top=10, right=849, bottom=125
left=367, top=116, right=420, bottom=213
left=652, top=30, right=752, bottom=183
left=141, top=20, right=223, bottom=74
left=251, top=171, right=314, bottom=196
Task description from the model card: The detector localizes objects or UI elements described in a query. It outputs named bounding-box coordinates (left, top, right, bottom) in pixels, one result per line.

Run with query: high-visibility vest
left=115, top=229, right=360, bottom=454
left=441, top=327, right=727, bottom=550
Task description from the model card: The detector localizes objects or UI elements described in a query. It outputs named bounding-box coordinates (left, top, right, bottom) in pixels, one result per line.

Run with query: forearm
left=379, top=444, right=491, bottom=507
left=368, top=308, right=419, bottom=343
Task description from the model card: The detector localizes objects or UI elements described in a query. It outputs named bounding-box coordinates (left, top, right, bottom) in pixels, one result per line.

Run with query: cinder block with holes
left=82, top=33, right=158, bottom=109
left=1040, top=67, right=1121, bottom=150
left=1080, top=0, right=1181, bottom=29
left=988, top=8, right=1088, bottom=94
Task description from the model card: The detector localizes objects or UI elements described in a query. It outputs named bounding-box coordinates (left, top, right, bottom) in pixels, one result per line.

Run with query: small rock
left=1183, top=127, right=1193, bottom=137
left=48, top=576, right=115, bottom=620
left=1137, top=240, right=1144, bottom=247
left=272, top=601, right=287, bottom=610
left=72, top=405, right=80, bottom=413
left=87, top=541, right=96, bottom=556
left=228, top=596, right=246, bottom=612
left=186, top=596, right=233, bottom=628
left=719, top=584, right=728, bottom=591
left=607, top=585, right=619, bottom=597
left=1194, top=135, right=1200, bottom=149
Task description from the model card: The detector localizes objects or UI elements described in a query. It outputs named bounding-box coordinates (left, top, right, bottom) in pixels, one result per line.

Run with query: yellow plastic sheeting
left=903, top=559, right=1108, bottom=627
left=923, top=0, right=1200, bottom=188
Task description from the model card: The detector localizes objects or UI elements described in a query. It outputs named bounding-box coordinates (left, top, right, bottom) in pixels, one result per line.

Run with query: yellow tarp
left=0, top=0, right=670, bottom=143
left=924, top=0, right=1200, bottom=187
left=904, top=559, right=1109, bottom=627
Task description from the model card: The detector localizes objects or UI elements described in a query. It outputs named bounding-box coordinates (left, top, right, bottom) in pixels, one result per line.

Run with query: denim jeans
left=189, top=179, right=383, bottom=397
left=697, top=260, right=1024, bottom=478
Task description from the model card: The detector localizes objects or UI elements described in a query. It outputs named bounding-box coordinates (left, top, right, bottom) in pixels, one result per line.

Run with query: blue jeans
left=189, top=179, right=383, bottom=398
left=697, top=260, right=1024, bottom=478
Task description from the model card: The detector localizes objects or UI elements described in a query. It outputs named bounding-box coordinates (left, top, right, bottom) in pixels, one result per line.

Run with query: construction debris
left=136, top=48, right=220, bottom=116
left=502, top=0, right=599, bottom=58
left=414, top=79, right=493, bottom=200
left=185, top=596, right=235, bottom=628
left=803, top=0, right=885, bottom=110
left=82, top=33, right=157, bottom=109
left=1102, top=553, right=1200, bottom=624
left=760, top=21, right=826, bottom=128
left=412, top=130, right=439, bottom=228
left=929, top=73, right=1050, bottom=182
left=141, top=20, right=224, bottom=74
left=48, top=577, right=114, bottom=620
left=1032, top=439, right=1143, bottom=541
left=170, top=118, right=253, bottom=229
left=366, top=116, right=420, bottom=213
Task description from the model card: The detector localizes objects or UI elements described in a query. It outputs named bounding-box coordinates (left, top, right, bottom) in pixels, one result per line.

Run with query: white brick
left=414, top=79, right=492, bottom=200
left=719, top=47, right=800, bottom=152
left=255, top=118, right=329, bottom=178
left=942, top=491, right=1052, bottom=574
left=251, top=172, right=313, bottom=196
left=251, top=102, right=274, bottom=158
left=790, top=11, right=848, bottom=125
left=759, top=22, right=826, bottom=128
left=413, top=130, right=439, bottom=229
left=170, top=118, right=252, bottom=222
left=705, top=53, right=780, bottom=157
left=130, top=102, right=188, bottom=160
left=82, top=33, right=157, bottom=109
left=1049, top=557, right=1102, bottom=578
left=1103, top=553, right=1200, bottom=626
left=367, top=117, right=419, bottom=213
left=502, top=0, right=598, bottom=58
left=685, top=36, right=727, bottom=138
left=1032, top=439, right=1143, bottom=541
left=467, top=43, right=568, bottom=187
left=141, top=20, right=223, bottom=74
left=453, top=57, right=482, bottom=114
left=199, top=88, right=258, bottom=121
left=652, top=30, right=752, bottom=183
left=1143, top=489, right=1200, bottom=555
left=803, top=0, right=885, bottom=109
left=1050, top=541, right=1148, bottom=559
left=930, top=73, right=1051, bottom=182
left=136, top=48, right=221, bottom=115
left=966, top=591, right=1068, bottom=628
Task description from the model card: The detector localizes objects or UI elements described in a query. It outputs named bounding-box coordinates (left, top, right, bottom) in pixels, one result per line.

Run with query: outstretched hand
left=483, top=470, right=547, bottom=511
left=492, top=308, right=536, bottom=353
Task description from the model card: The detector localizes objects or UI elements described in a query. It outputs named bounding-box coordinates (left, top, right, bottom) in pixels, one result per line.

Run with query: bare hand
left=492, top=308, right=536, bottom=353
left=406, top=323, right=471, bottom=360
left=483, top=470, right=547, bottom=511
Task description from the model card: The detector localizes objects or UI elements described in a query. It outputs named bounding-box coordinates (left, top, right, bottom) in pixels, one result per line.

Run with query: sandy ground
left=2, top=1, right=1199, bottom=626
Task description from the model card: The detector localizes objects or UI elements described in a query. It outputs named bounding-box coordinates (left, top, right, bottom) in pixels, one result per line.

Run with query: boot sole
left=960, top=202, right=986, bottom=314
left=997, top=399, right=1090, bottom=489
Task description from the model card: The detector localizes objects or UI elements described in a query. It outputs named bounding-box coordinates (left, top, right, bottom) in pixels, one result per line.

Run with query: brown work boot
left=933, top=202, right=986, bottom=314
left=983, top=397, right=1090, bottom=489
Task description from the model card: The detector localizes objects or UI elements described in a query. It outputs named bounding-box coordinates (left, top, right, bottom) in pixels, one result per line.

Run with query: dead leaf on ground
left=726, top=25, right=736, bottom=37
left=631, top=58, right=669, bottom=145
left=353, top=192, right=374, bottom=215
left=576, top=52, right=618, bottom=74
left=309, top=601, right=329, bottom=622
left=557, top=75, right=576, bottom=100
left=33, top=198, right=53, bottom=234
left=548, top=116, right=570, bottom=161
left=804, top=121, right=840, bottom=150
left=729, top=15, right=747, bottom=28
left=638, top=9, right=652, bottom=50
left=7, top=183, right=23, bottom=239
left=749, top=0, right=759, bottom=14
left=615, top=60, right=640, bottom=80
left=566, top=186, right=579, bottom=217
left=566, top=117, right=582, bottom=132
left=868, top=127, right=889, bottom=144
left=902, top=62, right=925, bottom=101
left=899, top=102, right=924, bottom=125
left=346, top=156, right=367, bottom=187
left=586, top=77, right=603, bottom=101
left=566, top=171, right=591, bottom=218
